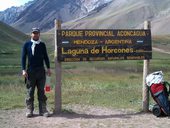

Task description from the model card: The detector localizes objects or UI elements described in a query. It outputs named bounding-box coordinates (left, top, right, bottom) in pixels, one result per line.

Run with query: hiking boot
left=26, top=109, right=33, bottom=118
left=25, top=100, right=34, bottom=118
left=39, top=102, right=50, bottom=117
left=39, top=111, right=50, bottom=117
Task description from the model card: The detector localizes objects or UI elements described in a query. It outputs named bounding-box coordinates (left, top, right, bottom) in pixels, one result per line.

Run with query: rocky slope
left=62, top=0, right=170, bottom=35
left=0, top=1, right=34, bottom=24
left=1, top=0, right=170, bottom=35
left=12, top=0, right=112, bottom=33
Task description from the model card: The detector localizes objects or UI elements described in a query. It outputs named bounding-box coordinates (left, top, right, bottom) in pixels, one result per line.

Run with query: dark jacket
left=22, top=41, right=50, bottom=71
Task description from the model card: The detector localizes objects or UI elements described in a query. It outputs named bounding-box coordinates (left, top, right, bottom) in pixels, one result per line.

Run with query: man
left=21, top=28, right=51, bottom=117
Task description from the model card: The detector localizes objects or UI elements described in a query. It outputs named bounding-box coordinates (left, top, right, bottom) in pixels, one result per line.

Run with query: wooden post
left=142, top=21, right=151, bottom=112
left=54, top=19, right=62, bottom=114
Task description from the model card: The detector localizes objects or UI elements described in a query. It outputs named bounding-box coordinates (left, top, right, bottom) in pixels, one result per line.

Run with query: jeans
left=25, top=68, right=47, bottom=110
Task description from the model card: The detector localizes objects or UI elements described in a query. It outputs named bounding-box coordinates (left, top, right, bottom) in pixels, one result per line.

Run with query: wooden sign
left=57, top=29, right=152, bottom=62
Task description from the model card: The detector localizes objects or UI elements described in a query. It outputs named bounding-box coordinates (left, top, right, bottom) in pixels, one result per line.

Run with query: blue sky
left=0, top=0, right=30, bottom=11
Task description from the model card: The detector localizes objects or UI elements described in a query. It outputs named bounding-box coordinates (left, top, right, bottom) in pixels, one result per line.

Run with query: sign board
left=57, top=29, right=152, bottom=62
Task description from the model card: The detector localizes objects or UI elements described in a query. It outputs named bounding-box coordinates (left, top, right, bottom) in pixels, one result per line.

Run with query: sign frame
left=57, top=29, right=152, bottom=62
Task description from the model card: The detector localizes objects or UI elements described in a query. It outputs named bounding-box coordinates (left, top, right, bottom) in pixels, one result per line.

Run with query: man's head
left=31, top=28, right=40, bottom=41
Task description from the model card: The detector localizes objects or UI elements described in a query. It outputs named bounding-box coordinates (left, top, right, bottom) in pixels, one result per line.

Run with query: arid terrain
left=1, top=105, right=170, bottom=128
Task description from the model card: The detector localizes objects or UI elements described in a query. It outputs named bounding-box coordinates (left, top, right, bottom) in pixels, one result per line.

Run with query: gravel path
left=1, top=105, right=170, bottom=128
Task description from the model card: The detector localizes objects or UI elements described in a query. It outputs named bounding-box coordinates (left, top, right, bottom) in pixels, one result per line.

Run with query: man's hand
left=22, top=70, right=28, bottom=78
left=47, top=69, right=51, bottom=76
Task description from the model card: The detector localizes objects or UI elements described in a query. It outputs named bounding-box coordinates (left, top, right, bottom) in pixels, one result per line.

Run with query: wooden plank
left=142, top=21, right=151, bottom=112
left=54, top=19, right=62, bottom=114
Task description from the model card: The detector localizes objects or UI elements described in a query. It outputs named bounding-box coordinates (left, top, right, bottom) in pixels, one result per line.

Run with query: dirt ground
left=1, top=105, right=170, bottom=128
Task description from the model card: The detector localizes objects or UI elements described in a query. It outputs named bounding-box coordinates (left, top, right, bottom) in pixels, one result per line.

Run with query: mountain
left=12, top=0, right=112, bottom=33
left=0, top=21, right=28, bottom=54
left=1, top=0, right=170, bottom=35
left=0, top=21, right=29, bottom=74
left=62, top=0, right=170, bottom=35
left=0, top=1, right=34, bottom=25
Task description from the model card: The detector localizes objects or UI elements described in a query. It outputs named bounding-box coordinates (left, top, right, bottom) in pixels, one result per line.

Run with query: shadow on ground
left=50, top=110, right=147, bottom=119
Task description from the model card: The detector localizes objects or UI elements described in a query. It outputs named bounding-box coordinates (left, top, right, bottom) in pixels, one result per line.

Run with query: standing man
left=21, top=28, right=51, bottom=117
